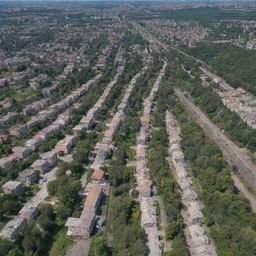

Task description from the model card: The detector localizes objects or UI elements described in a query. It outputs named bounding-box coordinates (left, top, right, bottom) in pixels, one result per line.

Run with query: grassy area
left=12, top=87, right=38, bottom=103
left=0, top=221, right=8, bottom=230
left=48, top=227, right=73, bottom=256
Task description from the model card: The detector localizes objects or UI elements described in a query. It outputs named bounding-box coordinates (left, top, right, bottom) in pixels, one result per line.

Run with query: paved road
left=29, top=167, right=57, bottom=206
left=154, top=194, right=172, bottom=253
left=175, top=88, right=256, bottom=190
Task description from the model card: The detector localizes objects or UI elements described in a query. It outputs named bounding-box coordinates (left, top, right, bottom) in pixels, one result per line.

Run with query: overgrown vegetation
left=186, top=43, right=256, bottom=95
left=171, top=100, right=256, bottom=256
left=169, top=52, right=256, bottom=154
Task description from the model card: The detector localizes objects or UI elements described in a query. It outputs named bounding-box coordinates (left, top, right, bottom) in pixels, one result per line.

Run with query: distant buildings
left=200, top=67, right=256, bottom=129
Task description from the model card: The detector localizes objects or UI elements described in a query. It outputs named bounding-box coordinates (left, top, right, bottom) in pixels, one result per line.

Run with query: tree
left=56, top=206, right=70, bottom=220
left=39, top=204, right=54, bottom=220
left=89, top=234, right=111, bottom=256
left=38, top=214, right=52, bottom=231
left=22, top=236, right=34, bottom=251
left=47, top=180, right=58, bottom=196
left=0, top=240, right=11, bottom=256
left=57, top=180, right=82, bottom=209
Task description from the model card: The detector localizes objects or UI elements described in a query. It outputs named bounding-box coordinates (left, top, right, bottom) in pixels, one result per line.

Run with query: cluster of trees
left=0, top=203, right=69, bottom=256
left=172, top=100, right=256, bottom=256
left=73, top=131, right=99, bottom=164
left=48, top=174, right=82, bottom=213
left=132, top=7, right=256, bottom=25
left=0, top=34, right=31, bottom=53
left=33, top=65, right=63, bottom=79
left=186, top=43, right=256, bottom=96
left=0, top=143, right=12, bottom=158
left=188, top=82, right=256, bottom=153
left=169, top=52, right=256, bottom=154
left=0, top=194, right=23, bottom=222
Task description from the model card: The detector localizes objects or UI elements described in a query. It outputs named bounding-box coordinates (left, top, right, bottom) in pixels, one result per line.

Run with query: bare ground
left=65, top=239, right=92, bottom=256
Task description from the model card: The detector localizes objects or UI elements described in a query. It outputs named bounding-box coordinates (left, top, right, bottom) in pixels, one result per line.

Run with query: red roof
left=91, top=169, right=105, bottom=180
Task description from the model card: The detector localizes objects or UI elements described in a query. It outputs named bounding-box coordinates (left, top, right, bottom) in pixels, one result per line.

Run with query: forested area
left=128, top=7, right=256, bottom=24
left=171, top=100, right=256, bottom=256
left=188, top=83, right=256, bottom=153
left=166, top=52, right=256, bottom=155
left=186, top=43, right=256, bottom=95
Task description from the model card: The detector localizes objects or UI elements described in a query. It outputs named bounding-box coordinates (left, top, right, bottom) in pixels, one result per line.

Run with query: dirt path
left=29, top=167, right=57, bottom=206
left=232, top=174, right=256, bottom=213
left=65, top=239, right=91, bottom=256
left=181, top=64, right=195, bottom=79
left=175, top=89, right=256, bottom=209
left=154, top=195, right=172, bottom=252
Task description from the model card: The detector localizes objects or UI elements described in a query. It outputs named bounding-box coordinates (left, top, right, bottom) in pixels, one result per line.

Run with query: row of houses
left=1, top=149, right=58, bottom=193
left=0, top=150, right=61, bottom=241
left=0, top=49, right=122, bottom=243
left=65, top=183, right=103, bottom=239
left=53, top=63, right=126, bottom=162
left=91, top=65, right=148, bottom=170
left=136, top=62, right=167, bottom=197
left=0, top=69, right=30, bottom=88
left=0, top=112, right=20, bottom=128
left=0, top=63, right=126, bottom=241
left=9, top=82, right=77, bottom=137
left=0, top=110, right=69, bottom=169
left=200, top=67, right=256, bottom=129
left=65, top=64, right=149, bottom=240
left=166, top=111, right=216, bottom=256
left=29, top=73, right=51, bottom=91
left=73, top=64, right=125, bottom=134
left=23, top=98, right=50, bottom=116
left=95, top=44, right=114, bottom=69
left=0, top=204, right=39, bottom=241
left=0, top=71, right=104, bottom=240
left=0, top=74, right=102, bottom=169
left=2, top=71, right=100, bottom=133
left=135, top=62, right=167, bottom=256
